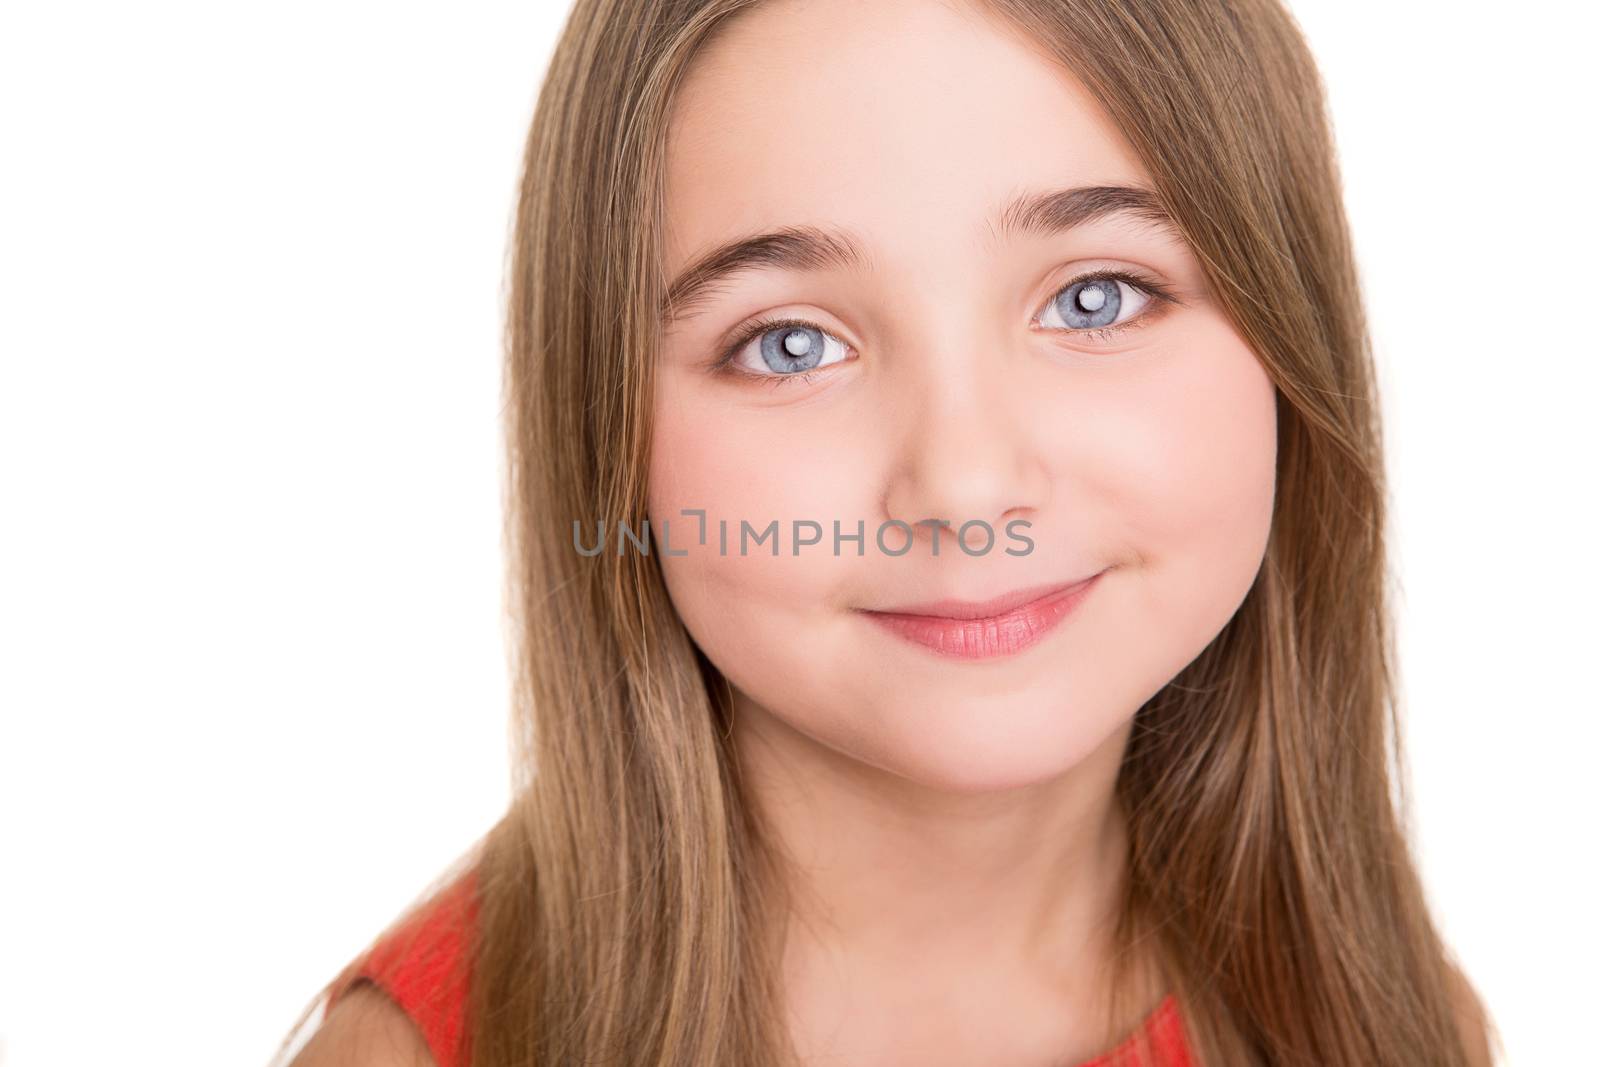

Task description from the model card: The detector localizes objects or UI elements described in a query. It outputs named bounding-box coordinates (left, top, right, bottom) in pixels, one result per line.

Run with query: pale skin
left=649, top=0, right=1274, bottom=1062
left=313, top=0, right=1268, bottom=1063
left=297, top=2, right=1497, bottom=1064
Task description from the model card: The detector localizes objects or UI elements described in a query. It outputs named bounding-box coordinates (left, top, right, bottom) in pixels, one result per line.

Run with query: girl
left=278, top=0, right=1496, bottom=1063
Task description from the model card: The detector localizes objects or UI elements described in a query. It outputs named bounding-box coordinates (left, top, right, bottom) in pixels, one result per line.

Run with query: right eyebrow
left=660, top=225, right=868, bottom=328
left=658, top=183, right=1179, bottom=328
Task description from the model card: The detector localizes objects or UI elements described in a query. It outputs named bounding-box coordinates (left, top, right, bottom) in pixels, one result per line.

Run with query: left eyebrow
left=659, top=183, right=1181, bottom=327
left=990, top=182, right=1182, bottom=246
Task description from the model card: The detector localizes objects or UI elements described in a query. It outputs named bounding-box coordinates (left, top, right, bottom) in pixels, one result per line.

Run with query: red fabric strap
left=1075, top=993, right=1194, bottom=1067
left=325, top=869, right=479, bottom=1067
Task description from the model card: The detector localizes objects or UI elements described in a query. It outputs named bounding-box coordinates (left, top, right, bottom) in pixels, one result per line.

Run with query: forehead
left=662, top=0, right=1151, bottom=270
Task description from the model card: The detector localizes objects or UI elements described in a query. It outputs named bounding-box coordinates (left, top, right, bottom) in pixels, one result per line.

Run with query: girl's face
left=648, top=0, right=1276, bottom=792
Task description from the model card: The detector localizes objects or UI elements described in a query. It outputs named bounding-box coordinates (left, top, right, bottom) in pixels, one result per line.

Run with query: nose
left=881, top=350, right=1050, bottom=550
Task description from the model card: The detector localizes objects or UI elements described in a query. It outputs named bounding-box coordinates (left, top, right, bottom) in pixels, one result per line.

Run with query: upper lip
left=859, top=571, right=1105, bottom=621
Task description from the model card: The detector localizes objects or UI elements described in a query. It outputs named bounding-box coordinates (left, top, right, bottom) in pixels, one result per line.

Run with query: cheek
left=647, top=373, right=871, bottom=674
left=648, top=393, right=871, bottom=537
left=1155, top=329, right=1277, bottom=577
left=1058, top=319, right=1278, bottom=656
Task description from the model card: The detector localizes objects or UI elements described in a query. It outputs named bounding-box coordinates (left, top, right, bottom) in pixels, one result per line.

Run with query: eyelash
left=712, top=268, right=1178, bottom=389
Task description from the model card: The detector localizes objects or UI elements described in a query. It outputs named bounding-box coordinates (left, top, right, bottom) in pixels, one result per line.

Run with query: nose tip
left=884, top=461, right=1033, bottom=539
left=881, top=389, right=1049, bottom=550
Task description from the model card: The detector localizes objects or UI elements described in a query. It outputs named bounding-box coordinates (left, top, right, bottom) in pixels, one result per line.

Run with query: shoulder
left=287, top=983, right=440, bottom=1067
left=1447, top=963, right=1496, bottom=1067
left=297, top=871, right=480, bottom=1067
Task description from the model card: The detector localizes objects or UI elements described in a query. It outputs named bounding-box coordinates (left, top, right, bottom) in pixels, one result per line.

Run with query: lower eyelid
left=730, top=363, right=834, bottom=390
left=765, top=369, right=825, bottom=388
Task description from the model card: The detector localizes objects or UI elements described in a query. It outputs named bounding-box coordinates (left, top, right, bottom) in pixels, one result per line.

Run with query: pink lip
left=856, top=570, right=1107, bottom=660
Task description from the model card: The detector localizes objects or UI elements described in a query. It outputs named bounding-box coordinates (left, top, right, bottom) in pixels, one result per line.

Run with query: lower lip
left=858, top=572, right=1104, bottom=661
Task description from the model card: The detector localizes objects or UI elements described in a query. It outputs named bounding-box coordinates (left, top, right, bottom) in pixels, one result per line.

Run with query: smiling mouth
left=854, top=570, right=1107, bottom=660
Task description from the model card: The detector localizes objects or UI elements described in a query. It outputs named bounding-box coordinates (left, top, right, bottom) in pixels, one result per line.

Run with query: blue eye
left=759, top=324, right=832, bottom=372
left=1038, top=276, right=1154, bottom=332
left=712, top=270, right=1173, bottom=388
left=721, top=318, right=852, bottom=381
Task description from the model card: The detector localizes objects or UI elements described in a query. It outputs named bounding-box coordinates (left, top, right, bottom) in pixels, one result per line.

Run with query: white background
left=1, top=3, right=1594, bottom=1065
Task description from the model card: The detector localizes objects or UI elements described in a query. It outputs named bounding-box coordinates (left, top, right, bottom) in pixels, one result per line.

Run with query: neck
left=733, top=692, right=1157, bottom=1057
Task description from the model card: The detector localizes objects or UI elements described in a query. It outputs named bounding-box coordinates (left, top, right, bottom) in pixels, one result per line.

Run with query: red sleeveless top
left=324, top=870, right=1193, bottom=1067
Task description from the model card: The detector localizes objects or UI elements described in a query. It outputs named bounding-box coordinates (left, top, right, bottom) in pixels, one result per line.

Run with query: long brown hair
left=280, top=1, right=1497, bottom=1063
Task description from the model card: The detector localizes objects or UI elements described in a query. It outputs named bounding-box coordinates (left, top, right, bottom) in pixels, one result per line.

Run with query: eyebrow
left=659, top=183, right=1181, bottom=327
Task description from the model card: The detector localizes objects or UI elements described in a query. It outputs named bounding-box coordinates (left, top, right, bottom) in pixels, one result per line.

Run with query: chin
left=840, top=683, right=1132, bottom=796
